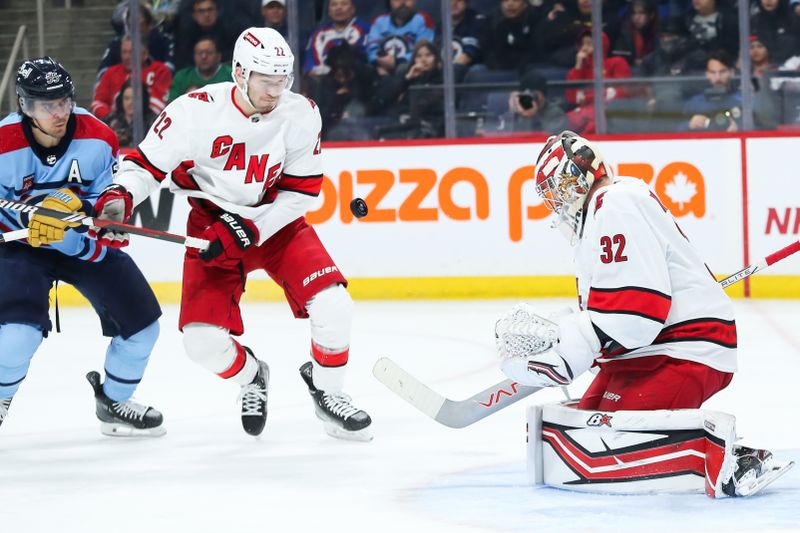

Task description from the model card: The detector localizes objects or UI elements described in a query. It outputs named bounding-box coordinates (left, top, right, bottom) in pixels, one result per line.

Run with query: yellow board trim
left=47, top=275, right=800, bottom=307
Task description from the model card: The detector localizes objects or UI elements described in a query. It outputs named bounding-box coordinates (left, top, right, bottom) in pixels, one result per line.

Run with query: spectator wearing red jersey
left=565, top=30, right=631, bottom=133
left=91, top=35, right=172, bottom=121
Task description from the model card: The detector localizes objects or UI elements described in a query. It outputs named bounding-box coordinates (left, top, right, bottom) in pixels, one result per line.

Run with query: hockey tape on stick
left=719, top=240, right=800, bottom=288
left=0, top=199, right=210, bottom=251
left=372, top=357, right=541, bottom=428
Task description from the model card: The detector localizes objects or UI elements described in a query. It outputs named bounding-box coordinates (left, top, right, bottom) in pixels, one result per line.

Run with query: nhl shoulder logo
left=46, top=154, right=57, bottom=165
left=586, top=413, right=613, bottom=427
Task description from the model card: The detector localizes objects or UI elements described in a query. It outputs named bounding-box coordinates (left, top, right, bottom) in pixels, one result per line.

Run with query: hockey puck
left=350, top=197, right=368, bottom=219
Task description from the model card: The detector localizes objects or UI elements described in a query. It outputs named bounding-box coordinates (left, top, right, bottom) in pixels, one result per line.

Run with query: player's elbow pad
left=552, top=310, right=601, bottom=379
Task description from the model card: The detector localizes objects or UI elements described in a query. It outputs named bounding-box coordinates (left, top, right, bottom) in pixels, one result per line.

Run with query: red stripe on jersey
left=218, top=341, right=247, bottom=379
left=125, top=148, right=167, bottom=182
left=171, top=160, right=199, bottom=190
left=0, top=122, right=29, bottom=155
left=654, top=318, right=737, bottom=348
left=542, top=424, right=707, bottom=482
left=86, top=244, right=103, bottom=263
left=588, top=286, right=671, bottom=323
left=230, top=86, right=249, bottom=118
left=279, top=173, right=322, bottom=196
left=311, top=341, right=348, bottom=367
left=73, top=114, right=119, bottom=156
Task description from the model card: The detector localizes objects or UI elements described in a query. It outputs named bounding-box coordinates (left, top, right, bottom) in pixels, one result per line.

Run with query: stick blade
left=372, top=357, right=446, bottom=421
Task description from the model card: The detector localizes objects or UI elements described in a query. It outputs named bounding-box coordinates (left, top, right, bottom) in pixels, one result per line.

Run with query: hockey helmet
left=232, top=27, right=293, bottom=107
left=15, top=57, right=75, bottom=118
left=534, top=130, right=609, bottom=241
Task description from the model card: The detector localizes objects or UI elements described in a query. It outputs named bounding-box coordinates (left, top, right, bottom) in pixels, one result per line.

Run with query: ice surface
left=0, top=299, right=797, bottom=532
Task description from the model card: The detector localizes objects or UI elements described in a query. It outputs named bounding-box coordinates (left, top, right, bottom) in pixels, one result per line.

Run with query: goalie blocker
left=527, top=402, right=793, bottom=498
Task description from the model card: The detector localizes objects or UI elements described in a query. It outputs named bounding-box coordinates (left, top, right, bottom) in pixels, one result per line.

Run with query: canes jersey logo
left=210, top=135, right=282, bottom=187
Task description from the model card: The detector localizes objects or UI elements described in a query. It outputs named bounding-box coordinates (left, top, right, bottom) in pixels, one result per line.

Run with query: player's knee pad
left=0, top=323, right=44, bottom=396
left=307, top=283, right=353, bottom=352
left=0, top=323, right=43, bottom=367
left=182, top=323, right=237, bottom=373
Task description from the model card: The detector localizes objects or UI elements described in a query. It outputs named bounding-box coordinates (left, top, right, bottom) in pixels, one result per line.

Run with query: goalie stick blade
left=372, top=357, right=541, bottom=428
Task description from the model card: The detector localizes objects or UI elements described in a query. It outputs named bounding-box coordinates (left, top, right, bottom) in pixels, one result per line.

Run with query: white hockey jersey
left=116, top=81, right=323, bottom=243
left=576, top=177, right=737, bottom=373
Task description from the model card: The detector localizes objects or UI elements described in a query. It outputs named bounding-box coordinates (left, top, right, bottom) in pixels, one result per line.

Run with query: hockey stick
left=718, top=240, right=800, bottom=288
left=372, top=357, right=542, bottom=428
left=375, top=240, right=800, bottom=428
left=0, top=198, right=209, bottom=250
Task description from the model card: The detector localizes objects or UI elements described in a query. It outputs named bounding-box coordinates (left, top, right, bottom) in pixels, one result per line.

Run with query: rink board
left=59, top=133, right=800, bottom=305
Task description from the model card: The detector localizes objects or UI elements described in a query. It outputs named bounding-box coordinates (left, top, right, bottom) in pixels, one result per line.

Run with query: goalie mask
left=534, top=131, right=609, bottom=243
left=232, top=27, right=294, bottom=110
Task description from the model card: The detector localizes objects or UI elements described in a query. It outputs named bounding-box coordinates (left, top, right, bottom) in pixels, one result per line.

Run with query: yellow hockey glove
left=27, top=188, right=84, bottom=247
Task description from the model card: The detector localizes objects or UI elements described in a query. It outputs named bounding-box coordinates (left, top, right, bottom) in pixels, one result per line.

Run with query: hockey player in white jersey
left=495, top=130, right=792, bottom=497
left=92, top=27, right=372, bottom=440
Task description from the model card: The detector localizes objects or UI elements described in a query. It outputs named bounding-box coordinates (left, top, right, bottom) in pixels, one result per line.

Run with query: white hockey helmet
left=232, top=27, right=294, bottom=107
left=534, top=130, right=610, bottom=242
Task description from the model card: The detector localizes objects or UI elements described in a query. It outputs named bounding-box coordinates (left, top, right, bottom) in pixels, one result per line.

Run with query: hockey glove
left=27, top=188, right=84, bottom=247
left=90, top=184, right=133, bottom=248
left=199, top=212, right=259, bottom=268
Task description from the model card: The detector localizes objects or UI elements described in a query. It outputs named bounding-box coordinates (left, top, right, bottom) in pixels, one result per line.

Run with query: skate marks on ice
left=406, top=454, right=800, bottom=533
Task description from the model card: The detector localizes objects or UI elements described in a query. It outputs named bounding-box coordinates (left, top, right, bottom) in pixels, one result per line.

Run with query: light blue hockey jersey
left=0, top=107, right=119, bottom=262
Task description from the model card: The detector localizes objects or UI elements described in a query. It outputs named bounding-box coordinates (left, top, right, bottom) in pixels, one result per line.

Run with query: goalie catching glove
left=199, top=212, right=259, bottom=268
left=496, top=304, right=600, bottom=388
left=27, top=188, right=84, bottom=247
left=91, top=184, right=133, bottom=248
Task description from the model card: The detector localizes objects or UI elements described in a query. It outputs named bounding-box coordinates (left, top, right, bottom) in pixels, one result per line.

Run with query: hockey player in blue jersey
left=0, top=57, right=164, bottom=437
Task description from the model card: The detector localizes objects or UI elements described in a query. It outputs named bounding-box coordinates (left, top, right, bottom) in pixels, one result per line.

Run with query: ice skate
left=299, top=361, right=372, bottom=442
left=722, top=445, right=795, bottom=497
left=238, top=355, right=269, bottom=436
left=86, top=371, right=165, bottom=437
left=0, top=397, right=12, bottom=427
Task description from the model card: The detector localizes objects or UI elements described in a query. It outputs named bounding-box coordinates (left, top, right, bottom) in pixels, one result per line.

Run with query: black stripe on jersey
left=128, top=148, right=167, bottom=182
left=277, top=185, right=319, bottom=197
left=282, top=173, right=323, bottom=179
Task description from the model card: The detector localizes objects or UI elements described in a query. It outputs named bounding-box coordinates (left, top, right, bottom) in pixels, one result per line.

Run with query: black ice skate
left=721, top=445, right=795, bottom=497
left=299, top=361, right=372, bottom=442
left=238, top=355, right=269, bottom=436
left=0, top=397, right=12, bottom=427
left=86, top=371, right=165, bottom=437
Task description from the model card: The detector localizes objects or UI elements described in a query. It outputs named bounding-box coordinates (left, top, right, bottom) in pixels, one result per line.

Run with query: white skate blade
left=100, top=422, right=166, bottom=438
left=320, top=419, right=373, bottom=442
left=737, top=460, right=794, bottom=497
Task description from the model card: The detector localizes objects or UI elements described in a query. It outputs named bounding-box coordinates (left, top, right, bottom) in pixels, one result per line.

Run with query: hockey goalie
left=495, top=131, right=793, bottom=498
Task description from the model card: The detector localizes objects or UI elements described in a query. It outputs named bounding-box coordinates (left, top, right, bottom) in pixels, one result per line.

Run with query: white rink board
left=746, top=137, right=800, bottom=275
left=124, top=138, right=745, bottom=281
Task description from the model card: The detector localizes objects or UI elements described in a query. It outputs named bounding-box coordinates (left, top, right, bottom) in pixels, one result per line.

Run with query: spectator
left=640, top=16, right=704, bottom=131
left=537, top=0, right=621, bottom=69
left=481, top=0, right=544, bottom=71
left=98, top=2, right=175, bottom=77
left=750, top=0, right=797, bottom=65
left=308, top=44, right=375, bottom=140
left=104, top=79, right=158, bottom=148
left=683, top=50, right=741, bottom=132
left=366, top=0, right=435, bottom=76
left=91, top=35, right=172, bottom=120
left=565, top=30, right=632, bottom=134
left=440, top=0, right=486, bottom=80
left=684, top=0, right=739, bottom=60
left=304, top=0, right=370, bottom=77
left=750, top=33, right=776, bottom=78
left=611, top=0, right=658, bottom=68
left=261, top=0, right=288, bottom=37
left=174, top=0, right=237, bottom=70
left=404, top=40, right=445, bottom=137
left=169, top=36, right=232, bottom=102
left=483, top=71, right=568, bottom=135
left=748, top=34, right=781, bottom=130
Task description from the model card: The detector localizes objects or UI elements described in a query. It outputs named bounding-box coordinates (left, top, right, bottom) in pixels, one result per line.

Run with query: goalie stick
left=0, top=198, right=209, bottom=250
left=374, top=239, right=800, bottom=428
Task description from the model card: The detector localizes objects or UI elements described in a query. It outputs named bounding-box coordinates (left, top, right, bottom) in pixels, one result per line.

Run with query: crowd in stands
left=91, top=0, right=800, bottom=146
